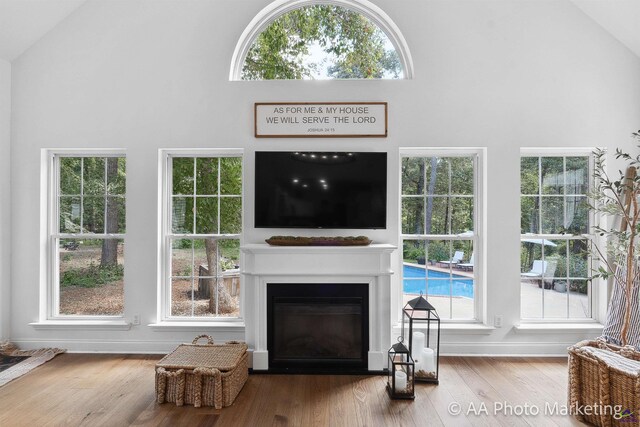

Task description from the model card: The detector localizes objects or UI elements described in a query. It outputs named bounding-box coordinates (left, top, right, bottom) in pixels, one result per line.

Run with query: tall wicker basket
left=568, top=339, right=640, bottom=427
left=155, top=335, right=248, bottom=409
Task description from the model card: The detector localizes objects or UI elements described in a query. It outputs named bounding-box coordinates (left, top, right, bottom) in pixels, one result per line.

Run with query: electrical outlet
left=494, top=315, right=503, bottom=328
left=132, top=314, right=140, bottom=326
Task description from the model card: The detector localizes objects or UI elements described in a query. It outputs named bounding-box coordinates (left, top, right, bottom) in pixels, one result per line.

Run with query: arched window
left=230, top=0, right=413, bottom=80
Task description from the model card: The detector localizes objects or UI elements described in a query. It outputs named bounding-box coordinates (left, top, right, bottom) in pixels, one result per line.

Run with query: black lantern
left=386, top=337, right=415, bottom=399
left=402, top=291, right=440, bottom=384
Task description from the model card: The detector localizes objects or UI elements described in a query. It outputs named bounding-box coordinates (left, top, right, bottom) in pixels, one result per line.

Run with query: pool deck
left=403, top=262, right=590, bottom=318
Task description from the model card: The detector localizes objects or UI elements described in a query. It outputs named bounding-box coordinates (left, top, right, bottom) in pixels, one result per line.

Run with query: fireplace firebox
left=267, top=283, right=369, bottom=373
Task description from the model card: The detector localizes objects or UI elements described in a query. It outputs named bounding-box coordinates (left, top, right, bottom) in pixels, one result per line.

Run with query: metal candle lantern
left=386, top=337, right=415, bottom=399
left=402, top=292, right=440, bottom=384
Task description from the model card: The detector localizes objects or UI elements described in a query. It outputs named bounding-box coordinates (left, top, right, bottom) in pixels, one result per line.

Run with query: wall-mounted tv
left=255, top=151, right=387, bottom=229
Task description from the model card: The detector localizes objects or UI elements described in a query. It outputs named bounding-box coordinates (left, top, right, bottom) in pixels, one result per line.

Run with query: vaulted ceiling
left=0, top=0, right=638, bottom=63
left=0, top=0, right=85, bottom=61
left=571, top=0, right=640, bottom=59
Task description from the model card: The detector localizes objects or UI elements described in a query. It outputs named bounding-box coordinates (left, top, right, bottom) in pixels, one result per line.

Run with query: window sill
left=393, top=322, right=495, bottom=335
left=30, top=320, right=131, bottom=331
left=514, top=322, right=604, bottom=334
left=148, top=321, right=245, bottom=332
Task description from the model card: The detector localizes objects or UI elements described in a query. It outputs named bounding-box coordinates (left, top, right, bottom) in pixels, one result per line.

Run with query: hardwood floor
left=0, top=354, right=586, bottom=427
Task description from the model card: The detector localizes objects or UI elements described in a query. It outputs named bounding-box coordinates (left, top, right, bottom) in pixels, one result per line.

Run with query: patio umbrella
left=521, top=238, right=557, bottom=246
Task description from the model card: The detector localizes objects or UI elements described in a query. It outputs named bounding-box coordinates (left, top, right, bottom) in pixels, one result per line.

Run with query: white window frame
left=399, top=148, right=486, bottom=324
left=519, top=147, right=603, bottom=323
left=158, top=149, right=244, bottom=324
left=229, top=0, right=414, bottom=80
left=43, top=149, right=126, bottom=321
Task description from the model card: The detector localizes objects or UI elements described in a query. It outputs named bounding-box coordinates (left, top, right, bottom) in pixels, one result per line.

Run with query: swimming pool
left=403, top=264, right=474, bottom=298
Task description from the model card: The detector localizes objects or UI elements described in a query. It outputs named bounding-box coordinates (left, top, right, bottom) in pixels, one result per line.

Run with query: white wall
left=0, top=59, right=10, bottom=340
left=9, top=0, right=640, bottom=354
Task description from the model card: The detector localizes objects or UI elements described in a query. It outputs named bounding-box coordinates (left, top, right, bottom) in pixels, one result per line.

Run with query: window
left=239, top=4, right=403, bottom=80
left=520, top=153, right=593, bottom=319
left=161, top=152, right=243, bottom=320
left=400, top=151, right=480, bottom=320
left=51, top=154, right=126, bottom=317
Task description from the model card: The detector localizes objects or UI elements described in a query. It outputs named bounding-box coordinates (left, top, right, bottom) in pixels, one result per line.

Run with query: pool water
left=403, top=264, right=474, bottom=298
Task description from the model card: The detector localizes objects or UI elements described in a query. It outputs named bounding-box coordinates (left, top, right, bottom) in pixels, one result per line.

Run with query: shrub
left=427, top=241, right=450, bottom=262
left=61, top=263, right=124, bottom=288
left=403, top=242, right=423, bottom=262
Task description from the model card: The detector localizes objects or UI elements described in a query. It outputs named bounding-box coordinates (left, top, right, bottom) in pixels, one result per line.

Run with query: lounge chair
left=439, top=251, right=464, bottom=268
left=459, top=253, right=474, bottom=271
left=521, top=260, right=557, bottom=289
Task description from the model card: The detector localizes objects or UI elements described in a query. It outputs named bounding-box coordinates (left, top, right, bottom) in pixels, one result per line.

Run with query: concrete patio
left=403, top=280, right=589, bottom=320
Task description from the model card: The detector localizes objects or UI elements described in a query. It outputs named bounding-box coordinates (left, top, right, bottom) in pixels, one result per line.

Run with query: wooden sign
left=255, top=102, right=387, bottom=138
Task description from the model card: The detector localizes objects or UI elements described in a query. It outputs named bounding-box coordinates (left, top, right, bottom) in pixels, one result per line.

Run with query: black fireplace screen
left=267, top=283, right=369, bottom=372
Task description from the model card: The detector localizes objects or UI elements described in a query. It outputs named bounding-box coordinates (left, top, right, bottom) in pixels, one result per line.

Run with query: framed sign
left=255, top=102, right=387, bottom=138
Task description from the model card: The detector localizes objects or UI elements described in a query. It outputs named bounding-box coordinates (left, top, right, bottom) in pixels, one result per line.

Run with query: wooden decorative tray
left=265, top=236, right=372, bottom=246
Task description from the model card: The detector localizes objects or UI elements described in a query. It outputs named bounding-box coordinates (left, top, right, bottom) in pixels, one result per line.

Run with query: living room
left=0, top=0, right=639, bottom=425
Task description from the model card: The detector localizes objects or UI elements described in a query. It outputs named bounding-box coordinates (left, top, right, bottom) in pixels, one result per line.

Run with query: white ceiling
left=0, top=0, right=639, bottom=63
left=0, top=0, right=85, bottom=62
left=572, top=0, right=640, bottom=59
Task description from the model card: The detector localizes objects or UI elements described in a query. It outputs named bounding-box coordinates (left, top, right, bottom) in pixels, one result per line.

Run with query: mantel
left=241, top=243, right=396, bottom=277
left=241, top=243, right=397, bottom=371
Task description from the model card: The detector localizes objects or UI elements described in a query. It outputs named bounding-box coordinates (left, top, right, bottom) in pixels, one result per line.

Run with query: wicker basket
left=568, top=339, right=640, bottom=427
left=155, top=335, right=248, bottom=409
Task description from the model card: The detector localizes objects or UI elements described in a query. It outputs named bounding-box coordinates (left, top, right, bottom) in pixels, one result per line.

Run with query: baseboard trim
left=10, top=338, right=577, bottom=357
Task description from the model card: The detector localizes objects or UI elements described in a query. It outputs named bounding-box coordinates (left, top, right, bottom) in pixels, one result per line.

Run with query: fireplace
left=241, top=243, right=395, bottom=372
left=267, top=283, right=369, bottom=373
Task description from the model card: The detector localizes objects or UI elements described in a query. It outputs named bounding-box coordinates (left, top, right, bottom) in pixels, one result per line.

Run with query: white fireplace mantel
left=241, top=243, right=396, bottom=371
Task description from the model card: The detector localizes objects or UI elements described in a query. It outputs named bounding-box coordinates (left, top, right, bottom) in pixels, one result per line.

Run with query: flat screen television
left=255, top=151, right=387, bottom=229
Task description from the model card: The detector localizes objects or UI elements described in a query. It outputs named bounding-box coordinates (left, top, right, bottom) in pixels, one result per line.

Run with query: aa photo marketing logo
left=615, top=409, right=639, bottom=423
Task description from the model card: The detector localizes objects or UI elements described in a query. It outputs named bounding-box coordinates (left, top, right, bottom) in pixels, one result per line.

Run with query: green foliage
left=549, top=255, right=588, bottom=285
left=426, top=241, right=450, bottom=262
left=401, top=157, right=474, bottom=235
left=171, top=157, right=242, bottom=235
left=403, top=242, right=423, bottom=263
left=589, top=131, right=640, bottom=281
left=61, top=263, right=124, bottom=288
left=403, top=240, right=469, bottom=263
left=569, top=280, right=589, bottom=294
left=520, top=156, right=589, bottom=234
left=59, top=157, right=126, bottom=234
left=242, top=5, right=401, bottom=80
left=219, top=239, right=240, bottom=264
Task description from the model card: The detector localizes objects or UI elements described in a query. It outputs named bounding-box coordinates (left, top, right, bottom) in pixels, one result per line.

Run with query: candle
left=394, top=370, right=407, bottom=392
left=411, top=332, right=425, bottom=362
left=421, top=348, right=436, bottom=373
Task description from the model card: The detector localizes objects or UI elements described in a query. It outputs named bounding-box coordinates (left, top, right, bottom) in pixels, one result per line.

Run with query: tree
left=174, top=157, right=242, bottom=315
left=590, top=133, right=640, bottom=346
left=101, top=158, right=121, bottom=266
left=242, top=5, right=401, bottom=80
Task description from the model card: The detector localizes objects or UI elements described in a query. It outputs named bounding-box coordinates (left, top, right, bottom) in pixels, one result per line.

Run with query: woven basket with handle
left=155, top=335, right=248, bottom=409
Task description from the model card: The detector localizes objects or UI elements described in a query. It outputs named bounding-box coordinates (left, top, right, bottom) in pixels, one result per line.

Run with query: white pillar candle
left=421, top=348, right=436, bottom=373
left=394, top=370, right=407, bottom=392
left=411, top=332, right=425, bottom=362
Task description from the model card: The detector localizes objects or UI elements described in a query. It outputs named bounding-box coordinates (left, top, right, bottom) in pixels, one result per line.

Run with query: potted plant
left=567, top=130, right=640, bottom=427
left=589, top=130, right=640, bottom=347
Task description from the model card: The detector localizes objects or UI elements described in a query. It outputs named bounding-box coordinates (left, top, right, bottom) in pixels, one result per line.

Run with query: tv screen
left=255, top=151, right=387, bottom=229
